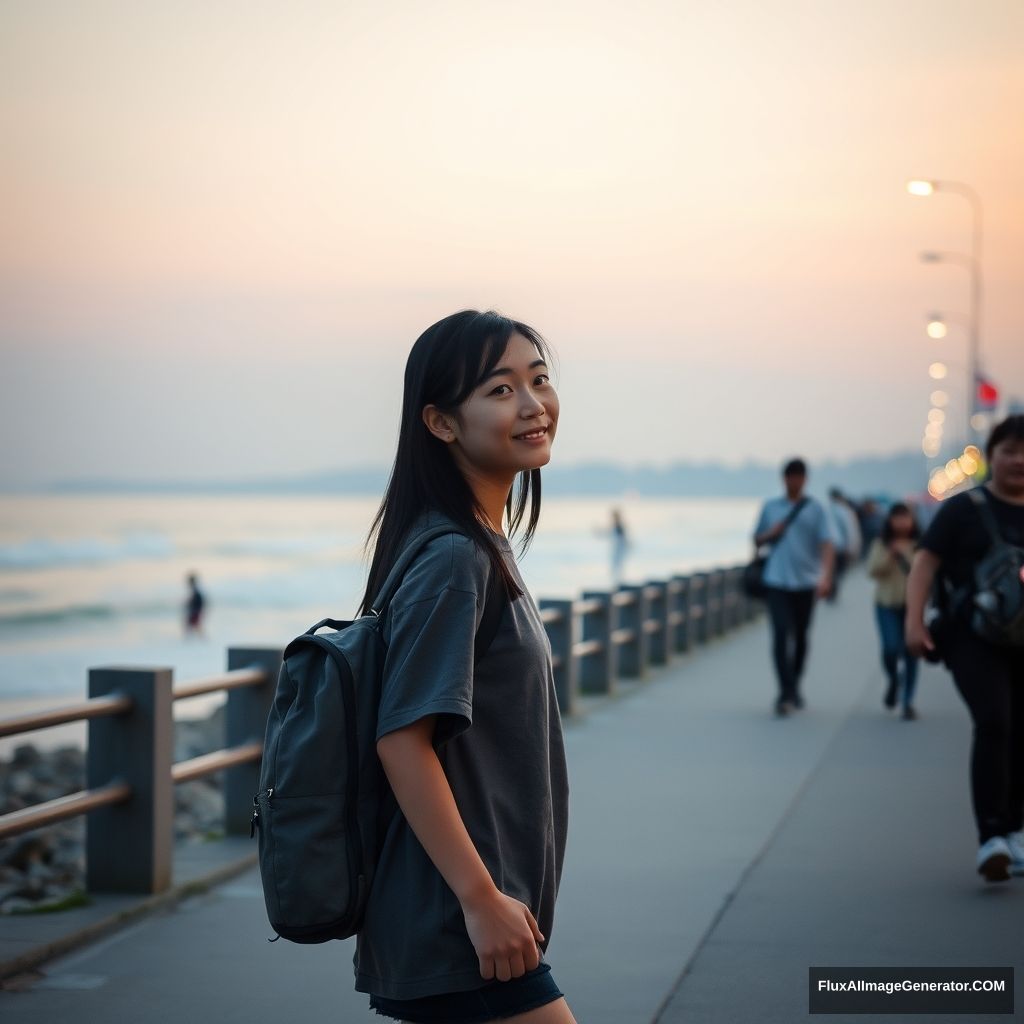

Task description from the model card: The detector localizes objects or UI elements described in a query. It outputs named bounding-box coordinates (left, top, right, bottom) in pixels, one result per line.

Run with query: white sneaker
left=976, top=836, right=1012, bottom=882
left=1006, top=831, right=1024, bottom=876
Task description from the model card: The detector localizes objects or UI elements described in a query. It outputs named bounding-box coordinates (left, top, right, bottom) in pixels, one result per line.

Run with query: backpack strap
left=968, top=488, right=1006, bottom=551
left=764, top=496, right=809, bottom=549
left=370, top=522, right=508, bottom=663
left=370, top=524, right=455, bottom=614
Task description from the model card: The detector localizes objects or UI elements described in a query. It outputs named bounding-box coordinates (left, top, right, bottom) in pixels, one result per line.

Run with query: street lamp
left=906, top=178, right=984, bottom=442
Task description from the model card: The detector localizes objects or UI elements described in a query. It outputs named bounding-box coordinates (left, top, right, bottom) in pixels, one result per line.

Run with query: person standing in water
left=184, top=573, right=205, bottom=637
left=353, top=310, right=576, bottom=1023
left=610, top=507, right=629, bottom=587
left=866, top=503, right=921, bottom=719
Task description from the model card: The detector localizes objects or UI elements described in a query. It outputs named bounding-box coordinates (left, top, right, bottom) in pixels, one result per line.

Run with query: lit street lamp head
left=907, top=179, right=936, bottom=196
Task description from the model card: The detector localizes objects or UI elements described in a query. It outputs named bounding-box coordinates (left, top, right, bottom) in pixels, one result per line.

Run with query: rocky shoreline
left=0, top=705, right=235, bottom=915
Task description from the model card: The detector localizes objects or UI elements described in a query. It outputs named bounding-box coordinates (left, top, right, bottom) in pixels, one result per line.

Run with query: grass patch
left=10, top=888, right=92, bottom=915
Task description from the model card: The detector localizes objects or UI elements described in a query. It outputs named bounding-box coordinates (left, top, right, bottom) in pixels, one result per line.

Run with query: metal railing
left=0, top=648, right=282, bottom=895
left=0, top=563, right=757, bottom=896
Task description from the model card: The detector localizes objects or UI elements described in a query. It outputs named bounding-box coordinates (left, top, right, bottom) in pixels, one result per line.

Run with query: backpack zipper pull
left=250, top=788, right=274, bottom=838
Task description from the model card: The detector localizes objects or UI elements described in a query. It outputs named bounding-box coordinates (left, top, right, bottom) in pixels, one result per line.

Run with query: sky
left=2, top=0, right=1022, bottom=488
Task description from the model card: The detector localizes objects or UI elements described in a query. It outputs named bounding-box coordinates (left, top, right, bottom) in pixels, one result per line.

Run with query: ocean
left=0, top=493, right=761, bottom=716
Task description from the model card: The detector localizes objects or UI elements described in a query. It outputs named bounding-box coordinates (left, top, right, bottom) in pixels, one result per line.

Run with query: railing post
left=691, top=573, right=709, bottom=645
left=647, top=581, right=671, bottom=667
left=87, top=666, right=173, bottom=894
left=225, top=648, right=282, bottom=836
left=617, top=585, right=649, bottom=678
left=539, top=599, right=579, bottom=717
left=724, top=567, right=742, bottom=630
left=708, top=569, right=726, bottom=637
left=671, top=574, right=692, bottom=653
left=581, top=591, right=616, bottom=695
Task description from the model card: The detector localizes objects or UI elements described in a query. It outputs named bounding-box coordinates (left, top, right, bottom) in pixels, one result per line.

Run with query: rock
left=1, top=835, right=49, bottom=872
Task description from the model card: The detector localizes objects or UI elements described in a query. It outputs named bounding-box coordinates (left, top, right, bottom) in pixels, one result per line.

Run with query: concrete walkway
left=2, top=572, right=1020, bottom=1022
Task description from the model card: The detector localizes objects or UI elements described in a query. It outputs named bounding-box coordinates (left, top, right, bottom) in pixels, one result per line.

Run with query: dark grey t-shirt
left=353, top=509, right=571, bottom=1000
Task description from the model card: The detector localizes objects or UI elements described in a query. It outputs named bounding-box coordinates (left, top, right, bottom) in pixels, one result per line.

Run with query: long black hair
left=880, top=502, right=921, bottom=544
left=357, top=310, right=556, bottom=617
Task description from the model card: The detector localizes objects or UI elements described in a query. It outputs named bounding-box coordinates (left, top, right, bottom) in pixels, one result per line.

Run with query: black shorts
left=368, top=963, right=564, bottom=1023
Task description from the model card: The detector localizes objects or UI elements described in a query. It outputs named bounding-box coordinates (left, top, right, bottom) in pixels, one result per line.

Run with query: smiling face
left=423, top=332, right=559, bottom=479
left=990, top=436, right=1024, bottom=495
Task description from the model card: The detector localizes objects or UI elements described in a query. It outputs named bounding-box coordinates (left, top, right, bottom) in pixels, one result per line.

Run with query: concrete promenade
left=2, top=571, right=1021, bottom=1022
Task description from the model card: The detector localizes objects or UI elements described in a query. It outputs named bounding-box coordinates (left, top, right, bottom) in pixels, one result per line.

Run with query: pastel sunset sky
left=2, top=0, right=1022, bottom=487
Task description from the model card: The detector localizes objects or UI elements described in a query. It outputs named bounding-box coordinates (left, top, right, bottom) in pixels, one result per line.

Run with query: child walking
left=865, top=502, right=921, bottom=719
left=353, top=310, right=577, bottom=1023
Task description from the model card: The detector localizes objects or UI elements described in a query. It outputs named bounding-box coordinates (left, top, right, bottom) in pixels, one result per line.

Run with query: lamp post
left=906, top=179, right=983, bottom=443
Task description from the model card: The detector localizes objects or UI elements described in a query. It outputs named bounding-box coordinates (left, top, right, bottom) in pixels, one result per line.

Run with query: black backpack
left=966, top=488, right=1024, bottom=647
left=250, top=523, right=506, bottom=943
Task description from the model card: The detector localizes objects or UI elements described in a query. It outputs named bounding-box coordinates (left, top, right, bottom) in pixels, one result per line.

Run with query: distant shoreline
left=0, top=450, right=930, bottom=500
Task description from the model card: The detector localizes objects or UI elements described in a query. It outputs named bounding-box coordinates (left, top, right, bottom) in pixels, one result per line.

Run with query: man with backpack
left=906, top=415, right=1024, bottom=882
left=752, top=458, right=838, bottom=717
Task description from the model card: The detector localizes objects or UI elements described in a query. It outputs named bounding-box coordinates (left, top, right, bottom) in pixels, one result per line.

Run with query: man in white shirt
left=753, top=459, right=838, bottom=716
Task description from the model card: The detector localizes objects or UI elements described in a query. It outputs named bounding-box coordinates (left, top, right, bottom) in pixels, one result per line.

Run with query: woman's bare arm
left=376, top=715, right=544, bottom=981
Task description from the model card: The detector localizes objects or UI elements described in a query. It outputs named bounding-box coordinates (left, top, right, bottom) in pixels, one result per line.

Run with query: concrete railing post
left=225, top=648, right=282, bottom=836
left=647, top=581, right=671, bottom=667
left=539, top=599, right=579, bottom=717
left=580, top=591, right=616, bottom=695
left=671, top=574, right=692, bottom=653
left=690, top=573, right=709, bottom=645
left=725, top=567, right=743, bottom=629
left=86, top=666, right=173, bottom=894
left=709, top=569, right=726, bottom=637
left=617, top=585, right=649, bottom=679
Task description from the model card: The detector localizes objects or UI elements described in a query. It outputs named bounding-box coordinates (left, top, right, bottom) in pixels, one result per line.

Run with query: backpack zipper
left=250, top=787, right=273, bottom=838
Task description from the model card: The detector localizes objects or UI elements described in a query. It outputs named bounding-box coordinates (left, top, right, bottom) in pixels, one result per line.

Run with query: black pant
left=764, top=587, right=816, bottom=702
left=943, top=625, right=1024, bottom=843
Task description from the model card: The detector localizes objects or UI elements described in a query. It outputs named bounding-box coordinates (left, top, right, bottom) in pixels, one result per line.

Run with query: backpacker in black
left=966, top=488, right=1024, bottom=647
left=250, top=522, right=506, bottom=943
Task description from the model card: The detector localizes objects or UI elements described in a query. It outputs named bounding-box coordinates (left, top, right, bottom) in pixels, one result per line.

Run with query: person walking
left=906, top=414, right=1024, bottom=882
left=826, top=488, right=862, bottom=602
left=866, top=503, right=921, bottom=720
left=353, top=310, right=576, bottom=1023
left=752, top=458, right=837, bottom=716
left=610, top=507, right=629, bottom=588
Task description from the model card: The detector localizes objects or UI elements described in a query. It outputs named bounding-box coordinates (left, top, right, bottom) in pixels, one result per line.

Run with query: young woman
left=906, top=415, right=1024, bottom=882
left=352, top=310, right=576, bottom=1023
left=865, top=503, right=921, bottom=720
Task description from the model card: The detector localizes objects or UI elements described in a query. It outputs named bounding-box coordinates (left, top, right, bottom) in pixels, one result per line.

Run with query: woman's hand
left=905, top=617, right=935, bottom=659
left=461, top=887, right=544, bottom=982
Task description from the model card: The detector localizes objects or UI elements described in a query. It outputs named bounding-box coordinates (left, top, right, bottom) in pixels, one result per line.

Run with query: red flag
left=976, top=376, right=999, bottom=411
